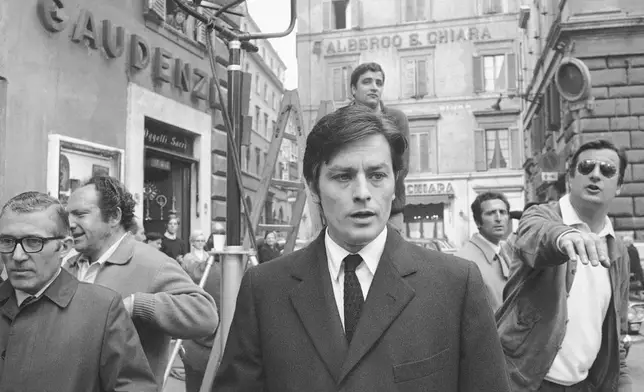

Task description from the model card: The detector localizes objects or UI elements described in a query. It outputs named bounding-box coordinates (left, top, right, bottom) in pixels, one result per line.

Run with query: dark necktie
left=344, top=254, right=364, bottom=344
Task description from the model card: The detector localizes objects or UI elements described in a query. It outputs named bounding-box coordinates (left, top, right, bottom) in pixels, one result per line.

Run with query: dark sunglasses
left=576, top=159, right=618, bottom=179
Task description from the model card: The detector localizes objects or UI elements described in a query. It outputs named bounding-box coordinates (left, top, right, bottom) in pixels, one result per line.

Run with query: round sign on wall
left=554, top=57, right=592, bottom=102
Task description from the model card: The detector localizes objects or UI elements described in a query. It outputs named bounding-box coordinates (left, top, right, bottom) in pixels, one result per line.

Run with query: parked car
left=627, top=301, right=644, bottom=335
left=406, top=238, right=457, bottom=254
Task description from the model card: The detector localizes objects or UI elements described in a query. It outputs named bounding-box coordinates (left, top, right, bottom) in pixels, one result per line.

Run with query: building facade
left=238, top=12, right=300, bottom=241
left=520, top=0, right=644, bottom=239
left=0, top=0, right=244, bottom=246
left=297, top=0, right=526, bottom=247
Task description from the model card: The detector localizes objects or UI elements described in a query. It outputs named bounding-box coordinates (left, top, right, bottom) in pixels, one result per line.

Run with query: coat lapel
left=338, top=230, right=416, bottom=383
left=289, top=232, right=348, bottom=383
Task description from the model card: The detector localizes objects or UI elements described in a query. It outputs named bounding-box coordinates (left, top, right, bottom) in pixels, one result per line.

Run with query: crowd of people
left=0, top=60, right=635, bottom=392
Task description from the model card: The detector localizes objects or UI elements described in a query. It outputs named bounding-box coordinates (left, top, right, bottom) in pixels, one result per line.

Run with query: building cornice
left=473, top=108, right=521, bottom=117
left=249, top=51, right=284, bottom=92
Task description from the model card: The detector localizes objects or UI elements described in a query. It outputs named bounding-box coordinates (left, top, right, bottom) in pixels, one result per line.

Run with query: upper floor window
left=480, top=0, right=508, bottom=14
left=271, top=92, right=277, bottom=110
left=145, top=0, right=207, bottom=45
left=264, top=113, right=270, bottom=138
left=255, top=106, right=261, bottom=133
left=323, top=0, right=362, bottom=31
left=409, top=126, right=437, bottom=174
left=402, top=56, right=433, bottom=99
left=404, top=0, right=430, bottom=22
left=330, top=64, right=353, bottom=102
left=474, top=127, right=521, bottom=171
left=255, top=147, right=261, bottom=174
left=263, top=82, right=268, bottom=102
left=255, top=74, right=261, bottom=94
left=473, top=53, right=517, bottom=93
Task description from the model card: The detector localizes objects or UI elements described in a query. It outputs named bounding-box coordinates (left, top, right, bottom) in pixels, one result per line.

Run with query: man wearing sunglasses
left=496, top=139, right=632, bottom=391
left=0, top=191, right=157, bottom=391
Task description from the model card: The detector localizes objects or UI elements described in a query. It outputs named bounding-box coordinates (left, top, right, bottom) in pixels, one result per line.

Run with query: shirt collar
left=474, top=232, right=501, bottom=255
left=164, top=232, right=177, bottom=240
left=559, top=194, right=615, bottom=238
left=15, top=267, right=62, bottom=306
left=87, top=233, right=129, bottom=266
left=325, top=226, right=388, bottom=282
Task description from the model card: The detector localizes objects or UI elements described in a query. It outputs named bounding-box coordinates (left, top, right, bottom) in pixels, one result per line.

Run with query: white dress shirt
left=325, top=226, right=388, bottom=329
left=75, top=233, right=128, bottom=284
left=15, top=267, right=62, bottom=306
left=545, top=194, right=613, bottom=386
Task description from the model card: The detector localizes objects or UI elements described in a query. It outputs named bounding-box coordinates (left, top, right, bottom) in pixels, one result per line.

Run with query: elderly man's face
left=0, top=208, right=72, bottom=295
left=312, top=134, right=395, bottom=253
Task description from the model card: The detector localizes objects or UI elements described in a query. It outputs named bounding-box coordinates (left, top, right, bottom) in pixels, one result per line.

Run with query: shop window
left=404, top=203, right=444, bottom=239
left=403, top=0, right=430, bottom=22
left=142, top=118, right=195, bottom=246
left=402, top=56, right=433, bottom=99
left=55, top=138, right=123, bottom=206
left=473, top=53, right=517, bottom=93
left=323, top=0, right=363, bottom=31
left=330, top=64, right=353, bottom=102
left=474, top=127, right=521, bottom=171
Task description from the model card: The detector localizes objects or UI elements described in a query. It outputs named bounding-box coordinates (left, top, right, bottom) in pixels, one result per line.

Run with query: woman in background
left=258, top=231, right=280, bottom=264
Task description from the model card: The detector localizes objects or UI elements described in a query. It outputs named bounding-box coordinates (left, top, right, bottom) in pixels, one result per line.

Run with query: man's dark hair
left=0, top=191, right=70, bottom=237
left=568, top=139, right=628, bottom=185
left=83, top=176, right=136, bottom=230
left=350, top=62, right=386, bottom=89
left=471, top=191, right=510, bottom=226
left=303, top=104, right=407, bottom=195
left=145, top=232, right=163, bottom=243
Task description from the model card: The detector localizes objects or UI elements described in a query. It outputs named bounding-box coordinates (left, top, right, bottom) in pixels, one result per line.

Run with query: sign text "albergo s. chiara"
left=323, top=26, right=492, bottom=56
left=37, top=0, right=218, bottom=108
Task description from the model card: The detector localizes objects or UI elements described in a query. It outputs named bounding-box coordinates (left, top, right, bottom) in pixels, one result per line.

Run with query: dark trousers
left=184, top=361, right=205, bottom=392
left=539, top=379, right=591, bottom=392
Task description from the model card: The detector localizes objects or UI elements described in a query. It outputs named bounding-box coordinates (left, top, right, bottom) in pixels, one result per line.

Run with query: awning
left=405, top=194, right=451, bottom=205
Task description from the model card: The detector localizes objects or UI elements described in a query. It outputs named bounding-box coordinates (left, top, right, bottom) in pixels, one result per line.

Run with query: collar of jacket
left=350, top=99, right=388, bottom=114
left=0, top=269, right=77, bottom=309
left=67, top=233, right=135, bottom=268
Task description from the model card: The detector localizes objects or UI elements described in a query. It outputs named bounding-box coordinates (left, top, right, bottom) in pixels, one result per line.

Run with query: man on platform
left=64, top=176, right=218, bottom=387
left=496, top=139, right=632, bottom=391
left=214, top=104, right=510, bottom=391
left=0, top=192, right=157, bottom=391
left=456, top=191, right=511, bottom=312
left=349, top=62, right=410, bottom=234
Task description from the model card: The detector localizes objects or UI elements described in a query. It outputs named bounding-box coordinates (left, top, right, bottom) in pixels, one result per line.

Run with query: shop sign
left=322, top=26, right=492, bottom=56
left=406, top=182, right=455, bottom=196
left=36, top=0, right=217, bottom=108
left=147, top=157, right=171, bottom=171
left=145, top=127, right=192, bottom=155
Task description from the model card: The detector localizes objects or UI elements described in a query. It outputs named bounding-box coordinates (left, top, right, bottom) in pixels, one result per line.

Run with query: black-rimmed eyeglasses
left=0, top=236, right=66, bottom=254
left=576, top=159, right=618, bottom=179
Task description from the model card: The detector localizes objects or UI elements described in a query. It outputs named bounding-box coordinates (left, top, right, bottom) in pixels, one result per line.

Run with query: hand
left=559, top=230, right=609, bottom=268
left=123, top=294, right=135, bottom=316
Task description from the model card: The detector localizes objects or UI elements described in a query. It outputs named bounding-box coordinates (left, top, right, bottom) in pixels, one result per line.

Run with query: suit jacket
left=0, top=269, right=157, bottom=392
left=456, top=233, right=510, bottom=312
left=213, top=228, right=510, bottom=391
left=64, top=234, right=218, bottom=387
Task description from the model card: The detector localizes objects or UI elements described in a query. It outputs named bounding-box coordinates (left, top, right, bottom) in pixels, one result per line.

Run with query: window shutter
left=345, top=65, right=353, bottom=100
left=196, top=8, right=207, bottom=45
left=323, top=1, right=331, bottom=30
left=146, top=0, right=166, bottom=22
left=403, top=59, right=416, bottom=98
left=506, top=52, right=517, bottom=91
left=419, top=133, right=430, bottom=172
left=417, top=59, right=428, bottom=97
left=473, top=56, right=483, bottom=93
left=409, top=133, right=419, bottom=173
left=351, top=0, right=364, bottom=29
left=333, top=68, right=343, bottom=101
left=417, top=0, right=427, bottom=20
left=405, top=0, right=415, bottom=22
left=509, top=127, right=522, bottom=169
left=474, top=128, right=486, bottom=171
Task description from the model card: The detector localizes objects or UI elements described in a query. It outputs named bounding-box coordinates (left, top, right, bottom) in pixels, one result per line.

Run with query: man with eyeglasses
left=496, top=139, right=632, bottom=391
left=0, top=191, right=157, bottom=391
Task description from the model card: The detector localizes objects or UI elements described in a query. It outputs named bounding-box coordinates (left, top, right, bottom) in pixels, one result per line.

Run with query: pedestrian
left=145, top=231, right=163, bottom=250
left=63, top=175, right=218, bottom=388
left=161, top=216, right=186, bottom=263
left=182, top=230, right=210, bottom=271
left=348, top=62, right=410, bottom=235
left=624, top=235, right=644, bottom=295
left=257, top=231, right=280, bottom=263
left=0, top=191, right=157, bottom=391
left=456, top=191, right=511, bottom=312
left=213, top=104, right=510, bottom=391
left=497, top=139, right=632, bottom=391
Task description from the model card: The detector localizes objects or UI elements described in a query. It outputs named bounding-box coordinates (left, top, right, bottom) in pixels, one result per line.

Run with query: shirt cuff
left=555, top=229, right=581, bottom=253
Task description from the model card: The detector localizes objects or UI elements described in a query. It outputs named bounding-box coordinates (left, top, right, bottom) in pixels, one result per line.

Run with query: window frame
left=408, top=122, right=438, bottom=174
left=401, top=0, right=431, bottom=23
left=328, top=62, right=355, bottom=103
left=400, top=54, right=434, bottom=99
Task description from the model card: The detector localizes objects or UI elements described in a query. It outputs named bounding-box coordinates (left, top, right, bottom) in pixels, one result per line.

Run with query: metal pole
left=226, top=40, right=242, bottom=246
left=220, top=246, right=246, bottom=351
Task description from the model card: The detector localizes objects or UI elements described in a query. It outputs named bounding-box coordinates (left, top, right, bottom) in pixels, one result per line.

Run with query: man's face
left=352, top=71, right=384, bottom=110
left=66, top=185, right=112, bottom=256
left=478, top=199, right=509, bottom=245
left=167, top=219, right=179, bottom=234
left=312, top=134, right=395, bottom=253
left=569, top=148, right=621, bottom=208
left=0, top=208, right=72, bottom=295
